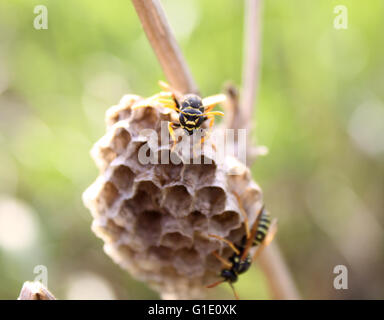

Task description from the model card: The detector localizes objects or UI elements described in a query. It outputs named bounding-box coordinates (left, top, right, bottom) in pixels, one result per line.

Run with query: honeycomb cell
left=130, top=106, right=160, bottom=132
left=187, top=211, right=209, bottom=232
left=92, top=219, right=125, bottom=243
left=148, top=245, right=174, bottom=263
left=135, top=180, right=162, bottom=206
left=194, top=186, right=226, bottom=216
left=153, top=150, right=183, bottom=186
left=123, top=190, right=157, bottom=216
left=110, top=128, right=131, bottom=154
left=116, top=200, right=136, bottom=228
left=106, top=94, right=139, bottom=127
left=173, top=248, right=204, bottom=277
left=182, top=162, right=216, bottom=190
left=94, top=146, right=117, bottom=171
left=110, top=165, right=134, bottom=194
left=210, top=210, right=241, bottom=236
left=162, top=185, right=192, bottom=218
left=160, top=232, right=193, bottom=250
left=193, top=232, right=221, bottom=257
left=124, top=142, right=155, bottom=175
left=96, top=181, right=120, bottom=213
left=135, top=210, right=163, bottom=247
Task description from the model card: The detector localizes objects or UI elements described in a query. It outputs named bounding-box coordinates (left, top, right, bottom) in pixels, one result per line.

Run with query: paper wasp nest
left=83, top=94, right=263, bottom=299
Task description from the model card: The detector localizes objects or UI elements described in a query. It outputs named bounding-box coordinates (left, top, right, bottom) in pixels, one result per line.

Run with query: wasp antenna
left=212, top=251, right=233, bottom=269
left=208, top=234, right=240, bottom=255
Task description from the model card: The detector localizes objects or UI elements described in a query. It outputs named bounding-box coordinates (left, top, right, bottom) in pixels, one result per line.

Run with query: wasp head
left=181, top=94, right=204, bottom=112
left=220, top=269, right=238, bottom=283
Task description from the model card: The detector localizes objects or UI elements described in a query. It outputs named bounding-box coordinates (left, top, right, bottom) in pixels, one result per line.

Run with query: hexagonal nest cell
left=83, top=94, right=263, bottom=299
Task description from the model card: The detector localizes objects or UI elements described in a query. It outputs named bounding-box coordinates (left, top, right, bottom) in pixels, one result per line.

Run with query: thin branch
left=223, top=82, right=241, bottom=134
left=131, top=0, right=198, bottom=94
left=225, top=0, right=263, bottom=162
left=17, top=281, right=56, bottom=300
left=240, top=0, right=301, bottom=299
left=240, top=0, right=263, bottom=132
left=258, top=242, right=300, bottom=299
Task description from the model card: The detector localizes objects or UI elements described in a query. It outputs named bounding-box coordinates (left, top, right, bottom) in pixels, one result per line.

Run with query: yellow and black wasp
left=207, top=194, right=277, bottom=299
left=134, top=81, right=226, bottom=149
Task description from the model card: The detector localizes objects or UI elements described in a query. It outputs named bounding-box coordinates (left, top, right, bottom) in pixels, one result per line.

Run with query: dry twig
left=131, top=0, right=198, bottom=94
left=258, top=242, right=300, bottom=299
left=240, top=0, right=300, bottom=300
left=240, top=0, right=263, bottom=132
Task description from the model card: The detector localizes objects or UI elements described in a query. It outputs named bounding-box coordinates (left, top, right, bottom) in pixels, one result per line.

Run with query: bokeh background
left=0, top=0, right=383, bottom=299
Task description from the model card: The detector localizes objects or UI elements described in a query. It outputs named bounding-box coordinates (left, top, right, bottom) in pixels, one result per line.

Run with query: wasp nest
left=83, top=94, right=263, bottom=299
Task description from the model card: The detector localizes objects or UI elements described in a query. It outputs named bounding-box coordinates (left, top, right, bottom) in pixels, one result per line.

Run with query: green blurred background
left=0, top=0, right=383, bottom=299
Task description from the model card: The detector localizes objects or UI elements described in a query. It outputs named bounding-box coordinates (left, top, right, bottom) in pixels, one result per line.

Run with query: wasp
left=206, top=194, right=277, bottom=299
left=133, top=81, right=226, bottom=149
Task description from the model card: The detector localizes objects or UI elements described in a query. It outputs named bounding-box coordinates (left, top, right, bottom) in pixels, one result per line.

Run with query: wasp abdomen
left=252, top=209, right=271, bottom=246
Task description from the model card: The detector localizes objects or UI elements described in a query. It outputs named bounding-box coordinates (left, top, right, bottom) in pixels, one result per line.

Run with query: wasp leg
left=206, top=279, right=239, bottom=300
left=158, top=80, right=180, bottom=94
left=134, top=93, right=184, bottom=116
left=158, top=80, right=183, bottom=105
left=233, top=192, right=251, bottom=239
left=206, top=279, right=225, bottom=289
left=133, top=91, right=175, bottom=109
left=229, top=282, right=240, bottom=300
left=251, top=218, right=278, bottom=262
left=202, top=94, right=226, bottom=112
left=203, top=111, right=225, bottom=117
left=212, top=251, right=232, bottom=269
left=191, top=127, right=206, bottom=157
left=208, top=234, right=240, bottom=255
left=201, top=111, right=224, bottom=141
left=199, top=114, right=215, bottom=146
left=168, top=122, right=180, bottom=151
left=156, top=99, right=182, bottom=113
left=198, top=112, right=221, bottom=151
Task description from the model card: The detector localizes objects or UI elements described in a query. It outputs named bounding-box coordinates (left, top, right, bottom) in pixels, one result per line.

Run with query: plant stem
left=240, top=0, right=300, bottom=299
left=240, top=0, right=263, bottom=132
left=131, top=0, right=198, bottom=94
left=259, top=242, right=300, bottom=299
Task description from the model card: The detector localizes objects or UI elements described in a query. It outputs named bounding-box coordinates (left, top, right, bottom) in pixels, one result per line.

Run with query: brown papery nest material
left=83, top=94, right=264, bottom=299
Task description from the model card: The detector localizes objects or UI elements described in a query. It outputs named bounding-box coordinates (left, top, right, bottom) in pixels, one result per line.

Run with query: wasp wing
left=251, top=218, right=278, bottom=262
left=202, top=94, right=226, bottom=112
